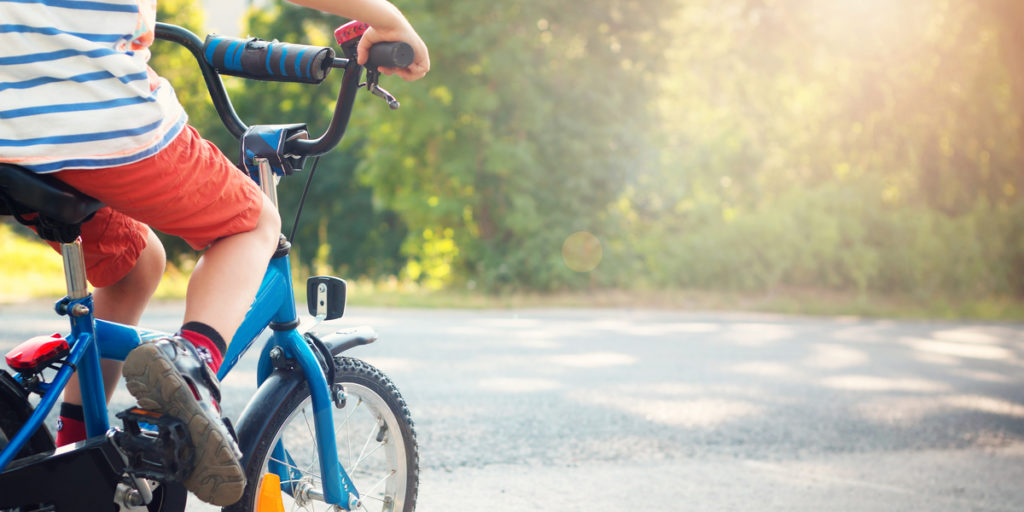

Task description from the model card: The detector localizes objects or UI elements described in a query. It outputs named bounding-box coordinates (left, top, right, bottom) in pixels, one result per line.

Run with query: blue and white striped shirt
left=0, top=0, right=186, bottom=173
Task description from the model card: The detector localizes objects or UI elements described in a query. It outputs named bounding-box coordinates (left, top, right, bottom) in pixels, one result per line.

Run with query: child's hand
left=285, top=0, right=429, bottom=80
left=357, top=23, right=430, bottom=81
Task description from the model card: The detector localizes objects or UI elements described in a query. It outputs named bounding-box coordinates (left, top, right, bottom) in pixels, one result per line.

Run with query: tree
left=236, top=3, right=410, bottom=278
left=355, top=0, right=675, bottom=290
left=626, top=0, right=1024, bottom=296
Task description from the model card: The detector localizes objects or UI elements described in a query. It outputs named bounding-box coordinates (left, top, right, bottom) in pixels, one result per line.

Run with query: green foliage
left=0, top=223, right=65, bottom=300
left=611, top=0, right=1024, bottom=300
left=151, top=0, right=1023, bottom=303
left=233, top=3, right=409, bottom=277
left=611, top=182, right=1023, bottom=300
left=150, top=1, right=407, bottom=276
left=651, top=0, right=1020, bottom=213
left=351, top=0, right=673, bottom=290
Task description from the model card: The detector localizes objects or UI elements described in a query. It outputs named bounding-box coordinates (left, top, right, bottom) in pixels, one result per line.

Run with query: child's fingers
left=356, top=42, right=370, bottom=66
left=379, top=63, right=427, bottom=82
left=355, top=26, right=429, bottom=81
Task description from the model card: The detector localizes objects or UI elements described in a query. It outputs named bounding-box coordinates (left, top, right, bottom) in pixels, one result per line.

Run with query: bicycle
left=0, top=20, right=418, bottom=512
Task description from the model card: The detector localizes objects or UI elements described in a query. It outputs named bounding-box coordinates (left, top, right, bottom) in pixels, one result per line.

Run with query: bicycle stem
left=256, top=158, right=279, bottom=209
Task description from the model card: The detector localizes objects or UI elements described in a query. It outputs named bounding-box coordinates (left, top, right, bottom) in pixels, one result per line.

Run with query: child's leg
left=50, top=222, right=165, bottom=446
left=53, top=125, right=278, bottom=505
left=54, top=124, right=277, bottom=345
left=116, top=199, right=278, bottom=506
left=183, top=194, right=280, bottom=341
left=62, top=228, right=166, bottom=400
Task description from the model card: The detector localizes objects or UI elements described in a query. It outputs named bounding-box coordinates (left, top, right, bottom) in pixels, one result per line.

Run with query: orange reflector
left=256, top=474, right=285, bottom=512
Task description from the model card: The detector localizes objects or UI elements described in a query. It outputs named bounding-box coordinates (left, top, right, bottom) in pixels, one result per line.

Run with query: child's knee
left=135, top=230, right=167, bottom=289
left=100, top=229, right=164, bottom=294
left=256, top=196, right=282, bottom=243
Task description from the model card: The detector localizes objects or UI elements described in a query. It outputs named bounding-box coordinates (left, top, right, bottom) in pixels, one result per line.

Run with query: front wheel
left=228, top=357, right=419, bottom=512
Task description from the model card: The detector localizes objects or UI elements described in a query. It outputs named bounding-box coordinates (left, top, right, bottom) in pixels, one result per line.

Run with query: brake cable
left=288, top=155, right=321, bottom=242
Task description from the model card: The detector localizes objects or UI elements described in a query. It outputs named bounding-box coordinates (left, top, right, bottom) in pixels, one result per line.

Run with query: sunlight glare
left=568, top=389, right=762, bottom=428
left=902, top=337, right=1015, bottom=361
left=544, top=352, right=637, bottom=368
left=801, top=344, right=868, bottom=370
left=728, top=361, right=794, bottom=377
left=723, top=323, right=792, bottom=347
left=821, top=375, right=949, bottom=393
left=478, top=377, right=561, bottom=393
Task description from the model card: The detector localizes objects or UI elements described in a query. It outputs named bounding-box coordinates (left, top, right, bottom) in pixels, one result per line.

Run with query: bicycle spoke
left=359, top=469, right=396, bottom=498
left=301, top=408, right=320, bottom=474
left=353, top=439, right=385, bottom=473
left=253, top=365, right=416, bottom=512
left=353, top=418, right=380, bottom=472
left=337, top=396, right=363, bottom=431
left=269, top=456, right=323, bottom=481
left=341, top=397, right=364, bottom=469
left=347, top=403, right=354, bottom=469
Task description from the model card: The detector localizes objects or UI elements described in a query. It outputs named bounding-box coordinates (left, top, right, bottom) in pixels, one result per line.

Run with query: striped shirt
left=0, top=0, right=186, bottom=173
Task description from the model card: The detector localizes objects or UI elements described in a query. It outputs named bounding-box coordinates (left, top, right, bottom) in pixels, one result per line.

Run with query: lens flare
left=562, top=231, right=603, bottom=272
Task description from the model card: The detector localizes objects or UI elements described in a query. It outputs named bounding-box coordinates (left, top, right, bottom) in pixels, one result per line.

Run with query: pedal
left=113, top=408, right=194, bottom=482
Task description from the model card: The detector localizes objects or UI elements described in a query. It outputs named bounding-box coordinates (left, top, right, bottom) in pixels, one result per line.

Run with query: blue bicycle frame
left=0, top=237, right=361, bottom=508
left=0, top=21, right=387, bottom=509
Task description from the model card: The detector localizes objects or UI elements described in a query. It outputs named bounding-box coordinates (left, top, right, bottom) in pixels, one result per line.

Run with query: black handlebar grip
left=367, top=42, right=414, bottom=69
left=204, top=35, right=335, bottom=84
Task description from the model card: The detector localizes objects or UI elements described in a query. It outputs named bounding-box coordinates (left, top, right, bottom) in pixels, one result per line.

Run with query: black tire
left=226, top=357, right=418, bottom=512
left=0, top=371, right=54, bottom=460
left=0, top=371, right=55, bottom=512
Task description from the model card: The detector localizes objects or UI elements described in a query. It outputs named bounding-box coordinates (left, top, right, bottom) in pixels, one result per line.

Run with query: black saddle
left=0, top=163, right=104, bottom=243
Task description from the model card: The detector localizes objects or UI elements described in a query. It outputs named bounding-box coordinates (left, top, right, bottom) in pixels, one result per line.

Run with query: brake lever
left=361, top=67, right=400, bottom=110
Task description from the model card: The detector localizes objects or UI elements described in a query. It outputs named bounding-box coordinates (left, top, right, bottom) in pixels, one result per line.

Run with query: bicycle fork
left=275, top=328, right=362, bottom=509
left=230, top=163, right=364, bottom=509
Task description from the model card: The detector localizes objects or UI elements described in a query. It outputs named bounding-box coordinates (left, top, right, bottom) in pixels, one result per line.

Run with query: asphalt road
left=2, top=302, right=1024, bottom=511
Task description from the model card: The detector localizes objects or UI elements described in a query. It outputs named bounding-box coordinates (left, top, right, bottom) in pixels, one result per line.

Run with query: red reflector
left=334, top=20, right=368, bottom=46
left=5, top=333, right=69, bottom=372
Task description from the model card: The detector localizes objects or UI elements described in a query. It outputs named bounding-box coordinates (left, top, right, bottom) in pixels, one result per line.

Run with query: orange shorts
left=50, top=124, right=264, bottom=287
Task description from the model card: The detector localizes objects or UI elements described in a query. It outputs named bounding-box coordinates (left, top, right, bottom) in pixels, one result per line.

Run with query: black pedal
left=114, top=408, right=194, bottom=482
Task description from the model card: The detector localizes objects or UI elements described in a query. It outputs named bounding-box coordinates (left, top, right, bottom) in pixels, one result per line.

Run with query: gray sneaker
left=122, top=337, right=245, bottom=506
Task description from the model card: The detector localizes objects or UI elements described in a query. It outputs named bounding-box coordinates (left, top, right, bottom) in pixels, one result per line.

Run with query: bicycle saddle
left=0, top=163, right=104, bottom=242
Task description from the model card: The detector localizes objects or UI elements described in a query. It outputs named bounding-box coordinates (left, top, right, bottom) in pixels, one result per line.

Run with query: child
left=0, top=0, right=428, bottom=505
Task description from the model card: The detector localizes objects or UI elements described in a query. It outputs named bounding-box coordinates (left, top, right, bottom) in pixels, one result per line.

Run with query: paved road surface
left=2, top=302, right=1023, bottom=510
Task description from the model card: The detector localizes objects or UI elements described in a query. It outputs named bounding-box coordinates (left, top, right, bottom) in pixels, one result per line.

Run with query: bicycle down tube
left=0, top=252, right=357, bottom=508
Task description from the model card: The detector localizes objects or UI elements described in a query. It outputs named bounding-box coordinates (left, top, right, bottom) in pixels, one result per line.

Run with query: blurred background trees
left=151, top=0, right=1023, bottom=302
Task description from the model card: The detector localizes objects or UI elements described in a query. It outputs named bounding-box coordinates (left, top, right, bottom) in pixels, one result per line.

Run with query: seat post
left=61, top=238, right=89, bottom=299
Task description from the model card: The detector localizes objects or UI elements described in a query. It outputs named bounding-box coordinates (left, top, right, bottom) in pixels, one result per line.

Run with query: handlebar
left=204, top=36, right=336, bottom=84
left=367, top=41, right=414, bottom=69
left=202, top=36, right=411, bottom=84
left=153, top=22, right=409, bottom=158
left=155, top=23, right=247, bottom=138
